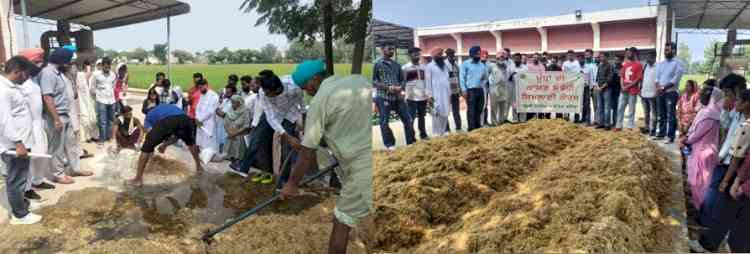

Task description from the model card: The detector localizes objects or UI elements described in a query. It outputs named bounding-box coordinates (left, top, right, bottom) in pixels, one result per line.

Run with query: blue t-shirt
left=144, top=104, right=185, bottom=130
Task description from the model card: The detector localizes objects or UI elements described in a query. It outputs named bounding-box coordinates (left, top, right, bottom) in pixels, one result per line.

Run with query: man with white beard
left=424, top=48, right=452, bottom=136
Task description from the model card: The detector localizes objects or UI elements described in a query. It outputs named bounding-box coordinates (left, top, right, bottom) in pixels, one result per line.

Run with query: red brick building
left=414, top=6, right=670, bottom=62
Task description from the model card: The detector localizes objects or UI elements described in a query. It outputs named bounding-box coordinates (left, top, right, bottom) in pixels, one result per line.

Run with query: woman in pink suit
left=681, top=85, right=723, bottom=210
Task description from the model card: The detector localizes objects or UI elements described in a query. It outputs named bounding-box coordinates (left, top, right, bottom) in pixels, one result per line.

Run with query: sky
left=374, top=0, right=747, bottom=62
left=15, top=0, right=289, bottom=53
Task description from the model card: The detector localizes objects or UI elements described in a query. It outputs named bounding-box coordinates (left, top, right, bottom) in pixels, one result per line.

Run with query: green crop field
left=127, top=63, right=374, bottom=90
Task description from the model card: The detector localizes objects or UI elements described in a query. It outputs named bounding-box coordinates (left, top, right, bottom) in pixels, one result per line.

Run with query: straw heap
left=374, top=120, right=675, bottom=253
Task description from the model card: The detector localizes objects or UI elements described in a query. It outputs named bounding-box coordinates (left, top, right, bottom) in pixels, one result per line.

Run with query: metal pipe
left=201, top=160, right=339, bottom=242
left=167, top=10, right=171, bottom=79
left=20, top=0, right=29, bottom=48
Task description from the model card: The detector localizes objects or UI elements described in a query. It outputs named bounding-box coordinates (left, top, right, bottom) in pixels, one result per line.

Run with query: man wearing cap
left=425, top=48, right=452, bottom=136
left=19, top=48, right=56, bottom=200
left=373, top=44, right=416, bottom=150
left=488, top=49, right=511, bottom=125
left=615, top=47, right=644, bottom=131
left=40, top=48, right=93, bottom=184
left=460, top=46, right=489, bottom=131
left=280, top=60, right=373, bottom=254
left=403, top=47, right=430, bottom=140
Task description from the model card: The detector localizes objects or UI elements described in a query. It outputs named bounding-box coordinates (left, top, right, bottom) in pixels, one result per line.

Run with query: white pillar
left=20, top=0, right=29, bottom=49
left=0, top=0, right=17, bottom=59
left=591, top=22, right=600, bottom=52
left=413, top=31, right=420, bottom=48
left=167, top=12, right=172, bottom=79
left=451, top=33, right=463, bottom=64
left=655, top=5, right=668, bottom=62
left=490, top=30, right=503, bottom=54
left=537, top=27, right=547, bottom=52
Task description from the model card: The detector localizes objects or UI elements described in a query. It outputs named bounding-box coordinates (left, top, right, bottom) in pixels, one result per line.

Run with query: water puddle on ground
left=1, top=172, right=331, bottom=253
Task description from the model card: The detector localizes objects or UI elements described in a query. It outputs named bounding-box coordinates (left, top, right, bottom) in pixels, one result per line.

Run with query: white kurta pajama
left=425, top=61, right=451, bottom=136
left=196, top=90, right=219, bottom=164
left=22, top=79, right=49, bottom=190
left=76, top=71, right=98, bottom=141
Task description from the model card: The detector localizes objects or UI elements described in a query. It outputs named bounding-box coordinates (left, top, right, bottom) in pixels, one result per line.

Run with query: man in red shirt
left=615, top=47, right=643, bottom=131
left=186, top=73, right=204, bottom=118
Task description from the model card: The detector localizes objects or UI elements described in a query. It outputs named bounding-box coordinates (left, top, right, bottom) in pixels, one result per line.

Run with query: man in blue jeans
left=90, top=57, right=116, bottom=145
left=373, top=44, right=415, bottom=150
left=654, top=42, right=684, bottom=144
left=460, top=46, right=488, bottom=131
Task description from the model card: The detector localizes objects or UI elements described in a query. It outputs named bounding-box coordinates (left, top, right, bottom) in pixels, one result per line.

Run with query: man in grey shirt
left=40, top=48, right=93, bottom=184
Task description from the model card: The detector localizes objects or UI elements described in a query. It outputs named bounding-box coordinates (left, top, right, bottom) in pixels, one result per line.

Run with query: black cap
left=626, top=47, right=639, bottom=53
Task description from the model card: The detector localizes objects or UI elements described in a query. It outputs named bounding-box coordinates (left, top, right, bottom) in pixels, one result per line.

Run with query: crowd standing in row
left=1, top=47, right=373, bottom=254
left=373, top=42, right=687, bottom=150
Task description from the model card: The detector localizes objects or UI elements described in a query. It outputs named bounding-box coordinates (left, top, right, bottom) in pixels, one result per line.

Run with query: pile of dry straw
left=374, top=120, right=676, bottom=253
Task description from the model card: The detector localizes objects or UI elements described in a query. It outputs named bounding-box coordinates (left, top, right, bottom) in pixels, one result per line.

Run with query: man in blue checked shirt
left=373, top=43, right=416, bottom=150
left=460, top=46, right=489, bottom=131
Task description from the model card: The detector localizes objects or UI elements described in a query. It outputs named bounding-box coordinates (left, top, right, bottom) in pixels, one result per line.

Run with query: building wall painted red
left=420, top=35, right=456, bottom=52
left=502, top=29, right=541, bottom=52
left=547, top=24, right=593, bottom=51
left=462, top=31, right=496, bottom=53
left=600, top=19, right=656, bottom=49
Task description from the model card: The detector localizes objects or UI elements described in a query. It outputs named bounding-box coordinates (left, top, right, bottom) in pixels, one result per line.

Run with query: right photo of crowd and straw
left=371, top=1, right=749, bottom=253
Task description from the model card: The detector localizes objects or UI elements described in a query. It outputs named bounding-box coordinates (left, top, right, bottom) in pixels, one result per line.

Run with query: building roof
left=415, top=6, right=658, bottom=37
left=13, top=0, right=190, bottom=30
left=664, top=0, right=750, bottom=29
left=372, top=19, right=414, bottom=49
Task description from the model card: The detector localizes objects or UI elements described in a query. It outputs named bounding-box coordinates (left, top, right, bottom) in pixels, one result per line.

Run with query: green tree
left=259, top=43, right=279, bottom=63
left=234, top=48, right=260, bottom=63
left=216, top=47, right=233, bottom=64
left=702, top=40, right=723, bottom=75
left=153, top=43, right=168, bottom=64
left=172, top=49, right=194, bottom=64
left=94, top=46, right=105, bottom=59
left=240, top=0, right=371, bottom=74
left=677, top=42, right=691, bottom=73
left=130, top=47, right=150, bottom=62
left=102, top=49, right=120, bottom=59
left=287, top=40, right=324, bottom=63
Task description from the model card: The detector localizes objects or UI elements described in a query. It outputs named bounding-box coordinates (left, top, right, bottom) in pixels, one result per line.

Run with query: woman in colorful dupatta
left=224, top=95, right=249, bottom=168
left=681, top=85, right=723, bottom=210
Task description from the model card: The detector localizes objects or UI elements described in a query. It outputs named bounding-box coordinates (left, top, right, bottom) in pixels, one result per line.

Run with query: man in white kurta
left=195, top=79, right=219, bottom=163
left=18, top=48, right=56, bottom=194
left=76, top=62, right=98, bottom=142
left=424, top=48, right=451, bottom=137
left=488, top=55, right=511, bottom=125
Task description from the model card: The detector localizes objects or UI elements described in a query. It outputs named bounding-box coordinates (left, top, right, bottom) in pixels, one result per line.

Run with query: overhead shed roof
left=664, top=0, right=750, bottom=29
left=372, top=19, right=414, bottom=49
left=12, top=0, right=190, bottom=30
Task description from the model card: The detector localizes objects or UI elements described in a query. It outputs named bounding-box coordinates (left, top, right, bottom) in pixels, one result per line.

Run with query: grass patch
left=128, top=63, right=373, bottom=90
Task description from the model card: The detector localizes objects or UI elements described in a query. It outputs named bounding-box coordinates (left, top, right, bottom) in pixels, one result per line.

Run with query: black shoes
left=32, top=182, right=56, bottom=190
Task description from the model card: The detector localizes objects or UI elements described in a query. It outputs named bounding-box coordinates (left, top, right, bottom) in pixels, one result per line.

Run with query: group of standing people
left=0, top=46, right=98, bottom=225
left=679, top=72, right=750, bottom=253
left=373, top=42, right=688, bottom=149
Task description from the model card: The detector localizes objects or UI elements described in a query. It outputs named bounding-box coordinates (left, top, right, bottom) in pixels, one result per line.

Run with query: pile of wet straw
left=374, top=120, right=676, bottom=253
